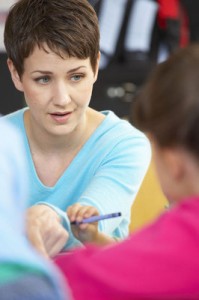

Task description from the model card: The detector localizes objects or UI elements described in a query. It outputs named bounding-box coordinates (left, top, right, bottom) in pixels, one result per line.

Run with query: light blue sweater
left=0, top=118, right=68, bottom=299
left=4, top=108, right=151, bottom=249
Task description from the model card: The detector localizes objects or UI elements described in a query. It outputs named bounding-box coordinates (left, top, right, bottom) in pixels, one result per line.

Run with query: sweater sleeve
left=76, top=130, right=151, bottom=238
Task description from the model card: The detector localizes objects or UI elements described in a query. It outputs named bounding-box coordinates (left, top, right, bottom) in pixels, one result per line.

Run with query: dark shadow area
left=0, top=53, right=25, bottom=115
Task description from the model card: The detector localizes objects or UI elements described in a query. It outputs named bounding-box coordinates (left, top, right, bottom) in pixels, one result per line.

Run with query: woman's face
left=9, top=45, right=99, bottom=137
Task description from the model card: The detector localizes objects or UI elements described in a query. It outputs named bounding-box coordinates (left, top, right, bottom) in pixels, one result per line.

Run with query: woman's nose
left=52, top=82, right=71, bottom=106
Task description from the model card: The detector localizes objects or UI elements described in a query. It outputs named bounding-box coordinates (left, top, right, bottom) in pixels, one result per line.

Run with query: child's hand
left=67, top=203, right=100, bottom=243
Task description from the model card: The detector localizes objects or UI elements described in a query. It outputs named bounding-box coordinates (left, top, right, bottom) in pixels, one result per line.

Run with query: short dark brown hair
left=132, top=44, right=199, bottom=159
left=4, top=0, right=100, bottom=77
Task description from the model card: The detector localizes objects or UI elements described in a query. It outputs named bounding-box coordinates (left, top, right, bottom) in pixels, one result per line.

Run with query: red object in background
left=157, top=0, right=189, bottom=48
left=179, top=5, right=189, bottom=47
left=157, top=0, right=180, bottom=28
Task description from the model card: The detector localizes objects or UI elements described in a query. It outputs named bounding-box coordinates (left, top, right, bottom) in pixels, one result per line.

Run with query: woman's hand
left=26, top=205, right=69, bottom=258
left=67, top=203, right=100, bottom=243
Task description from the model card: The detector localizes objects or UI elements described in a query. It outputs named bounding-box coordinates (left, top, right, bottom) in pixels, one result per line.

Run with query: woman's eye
left=71, top=74, right=83, bottom=82
left=35, top=76, right=50, bottom=84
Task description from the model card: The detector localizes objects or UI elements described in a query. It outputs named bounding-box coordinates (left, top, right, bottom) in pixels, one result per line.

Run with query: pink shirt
left=54, top=197, right=199, bottom=299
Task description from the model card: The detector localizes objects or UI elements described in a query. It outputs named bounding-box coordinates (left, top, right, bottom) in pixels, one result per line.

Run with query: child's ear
left=151, top=136, right=185, bottom=182
left=162, top=148, right=185, bottom=181
left=7, top=59, right=24, bottom=92
left=94, top=51, right=101, bottom=82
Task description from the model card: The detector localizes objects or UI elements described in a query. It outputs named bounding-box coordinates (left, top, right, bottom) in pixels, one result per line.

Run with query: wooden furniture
left=130, top=160, right=168, bottom=232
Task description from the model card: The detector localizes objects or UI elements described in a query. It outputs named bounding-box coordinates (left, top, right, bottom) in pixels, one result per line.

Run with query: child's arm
left=67, top=204, right=119, bottom=246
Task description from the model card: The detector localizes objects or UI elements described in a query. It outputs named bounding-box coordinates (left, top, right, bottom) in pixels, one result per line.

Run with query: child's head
left=132, top=44, right=199, bottom=161
left=4, top=0, right=100, bottom=78
left=132, top=45, right=199, bottom=202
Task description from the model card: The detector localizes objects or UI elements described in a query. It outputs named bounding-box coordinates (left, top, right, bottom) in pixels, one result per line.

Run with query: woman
left=3, top=0, right=151, bottom=257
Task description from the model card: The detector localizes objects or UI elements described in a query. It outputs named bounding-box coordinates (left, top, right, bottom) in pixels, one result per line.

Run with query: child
left=54, top=44, right=199, bottom=299
left=0, top=118, right=69, bottom=299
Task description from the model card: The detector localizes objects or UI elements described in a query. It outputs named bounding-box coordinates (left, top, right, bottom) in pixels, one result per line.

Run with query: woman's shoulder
left=98, top=110, right=147, bottom=139
left=2, top=107, right=27, bottom=125
left=88, top=109, right=150, bottom=149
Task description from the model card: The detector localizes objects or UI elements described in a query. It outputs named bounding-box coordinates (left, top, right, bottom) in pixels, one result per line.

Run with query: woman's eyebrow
left=31, top=70, right=53, bottom=74
left=31, top=66, right=87, bottom=75
left=67, top=66, right=87, bottom=74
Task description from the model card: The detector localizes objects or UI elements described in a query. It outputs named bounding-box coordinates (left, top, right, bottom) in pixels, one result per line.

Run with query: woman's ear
left=94, top=51, right=101, bottom=82
left=7, top=59, right=24, bottom=92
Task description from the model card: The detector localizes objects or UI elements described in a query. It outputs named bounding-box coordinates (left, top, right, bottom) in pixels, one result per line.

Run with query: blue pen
left=71, top=212, right=122, bottom=225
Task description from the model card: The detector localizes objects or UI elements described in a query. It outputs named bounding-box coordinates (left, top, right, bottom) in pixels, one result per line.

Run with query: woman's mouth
left=50, top=111, right=72, bottom=124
